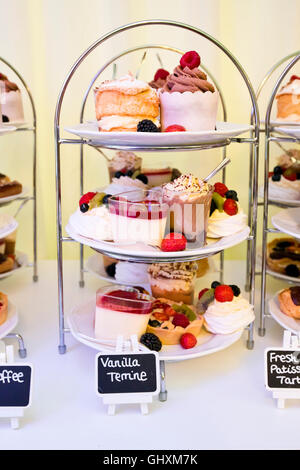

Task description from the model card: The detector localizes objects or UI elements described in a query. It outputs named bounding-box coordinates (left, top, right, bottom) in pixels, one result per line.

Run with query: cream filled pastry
left=208, top=182, right=247, bottom=238
left=276, top=75, right=300, bottom=122
left=94, top=73, right=159, bottom=131
left=69, top=191, right=112, bottom=241
left=197, top=282, right=254, bottom=335
left=148, top=261, right=198, bottom=304
left=159, top=51, right=218, bottom=131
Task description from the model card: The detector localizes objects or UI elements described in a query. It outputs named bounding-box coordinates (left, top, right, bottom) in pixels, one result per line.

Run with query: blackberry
left=126, top=170, right=133, bottom=177
left=2, top=115, right=9, bottom=122
left=225, top=190, right=238, bottom=201
left=171, top=168, right=181, bottom=181
left=276, top=241, right=293, bottom=249
left=136, top=173, right=148, bottom=184
left=80, top=203, right=89, bottom=213
left=0, top=253, right=7, bottom=263
left=285, top=264, right=300, bottom=278
left=211, top=281, right=221, bottom=289
left=140, top=333, right=162, bottom=352
left=137, top=119, right=159, bottom=133
left=273, top=166, right=283, bottom=175
left=105, top=262, right=117, bottom=278
left=230, top=284, right=241, bottom=296
left=102, top=194, right=111, bottom=205
left=114, top=171, right=124, bottom=179
left=272, top=173, right=281, bottom=182
left=148, top=319, right=161, bottom=328
left=210, top=199, right=217, bottom=216
left=297, top=173, right=300, bottom=180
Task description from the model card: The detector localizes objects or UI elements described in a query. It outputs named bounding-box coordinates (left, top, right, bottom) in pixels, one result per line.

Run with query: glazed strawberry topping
left=98, top=289, right=152, bottom=314
left=79, top=192, right=96, bottom=207
left=172, top=313, right=190, bottom=328
left=180, top=51, right=201, bottom=70
left=154, top=68, right=170, bottom=81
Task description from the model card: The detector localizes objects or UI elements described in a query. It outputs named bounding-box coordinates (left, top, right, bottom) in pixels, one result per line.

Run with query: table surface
left=0, top=259, right=299, bottom=450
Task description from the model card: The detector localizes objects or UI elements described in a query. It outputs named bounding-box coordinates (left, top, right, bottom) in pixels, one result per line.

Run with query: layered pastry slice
left=276, top=75, right=300, bottom=122
left=278, top=286, right=300, bottom=319
left=94, top=73, right=160, bottom=131
left=267, top=237, right=300, bottom=278
left=0, top=172, right=22, bottom=198
left=0, top=292, right=8, bottom=326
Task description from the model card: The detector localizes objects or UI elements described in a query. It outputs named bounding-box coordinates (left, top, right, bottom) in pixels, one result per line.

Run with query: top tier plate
left=64, top=121, right=253, bottom=151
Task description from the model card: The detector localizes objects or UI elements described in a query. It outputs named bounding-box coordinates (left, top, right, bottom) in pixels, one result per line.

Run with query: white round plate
left=269, top=292, right=300, bottom=334
left=258, top=186, right=300, bottom=207
left=0, top=215, right=18, bottom=238
left=256, top=251, right=300, bottom=284
left=0, top=125, right=16, bottom=135
left=0, top=186, right=28, bottom=205
left=66, top=222, right=250, bottom=262
left=65, top=121, right=253, bottom=148
left=273, top=125, right=300, bottom=140
left=2, top=120, right=26, bottom=128
left=272, top=208, right=300, bottom=239
left=67, top=299, right=243, bottom=363
left=0, top=300, right=18, bottom=340
left=0, top=252, right=28, bottom=280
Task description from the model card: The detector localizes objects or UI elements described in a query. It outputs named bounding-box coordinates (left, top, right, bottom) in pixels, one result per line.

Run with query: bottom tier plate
left=0, top=252, right=28, bottom=280
left=268, top=292, right=300, bottom=334
left=0, top=301, right=18, bottom=340
left=68, top=299, right=243, bottom=363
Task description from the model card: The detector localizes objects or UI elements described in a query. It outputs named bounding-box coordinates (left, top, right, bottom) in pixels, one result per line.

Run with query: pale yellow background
left=0, top=0, right=299, bottom=263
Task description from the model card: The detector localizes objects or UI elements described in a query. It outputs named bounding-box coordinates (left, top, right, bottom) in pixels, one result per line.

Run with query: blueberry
left=102, top=194, right=111, bottom=205
left=114, top=171, right=124, bottom=179
left=272, top=174, right=281, bottom=182
left=148, top=319, right=161, bottom=327
left=2, top=115, right=9, bottom=123
left=211, top=281, right=221, bottom=289
left=273, top=166, right=283, bottom=175
left=230, top=284, right=241, bottom=296
left=136, top=174, right=148, bottom=184
left=276, top=241, right=293, bottom=249
left=80, top=203, right=89, bottom=213
left=126, top=170, right=133, bottom=177
left=225, top=190, right=238, bottom=201
left=105, top=263, right=117, bottom=278
left=210, top=199, right=217, bottom=216
left=285, top=264, right=300, bottom=278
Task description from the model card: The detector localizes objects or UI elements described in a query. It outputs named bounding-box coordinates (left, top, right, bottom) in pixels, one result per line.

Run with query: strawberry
left=214, top=285, right=234, bottom=302
left=153, top=311, right=169, bottom=322
left=223, top=198, right=238, bottom=216
left=161, top=233, right=187, bottom=252
left=154, top=68, right=169, bottom=81
left=172, top=313, right=190, bottom=328
left=214, top=182, right=229, bottom=197
left=283, top=169, right=297, bottom=181
left=79, top=192, right=96, bottom=207
left=198, top=288, right=209, bottom=300
left=180, top=333, right=197, bottom=349
left=180, top=51, right=200, bottom=69
left=165, top=125, right=186, bottom=132
left=290, top=75, right=300, bottom=82
left=164, top=305, right=177, bottom=317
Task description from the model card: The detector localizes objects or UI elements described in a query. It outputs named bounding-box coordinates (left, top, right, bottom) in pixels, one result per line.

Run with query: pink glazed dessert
left=159, top=51, right=218, bottom=131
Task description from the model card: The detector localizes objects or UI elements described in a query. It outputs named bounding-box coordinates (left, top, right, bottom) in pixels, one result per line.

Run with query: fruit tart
left=267, top=237, right=300, bottom=278
left=0, top=172, right=22, bottom=198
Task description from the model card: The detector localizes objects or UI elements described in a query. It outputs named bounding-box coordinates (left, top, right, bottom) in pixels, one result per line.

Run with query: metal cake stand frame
left=0, top=57, right=39, bottom=357
left=258, top=52, right=300, bottom=336
left=54, top=20, right=260, bottom=400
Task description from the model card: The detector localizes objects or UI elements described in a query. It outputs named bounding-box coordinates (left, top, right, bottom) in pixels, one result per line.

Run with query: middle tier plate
left=66, top=222, right=250, bottom=262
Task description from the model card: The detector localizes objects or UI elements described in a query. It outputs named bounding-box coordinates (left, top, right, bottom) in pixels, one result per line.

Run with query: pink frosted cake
left=0, top=73, right=24, bottom=123
left=159, top=51, right=218, bottom=131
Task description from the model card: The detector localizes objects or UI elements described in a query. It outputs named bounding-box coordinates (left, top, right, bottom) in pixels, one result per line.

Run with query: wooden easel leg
left=159, top=360, right=168, bottom=402
left=107, top=404, right=116, bottom=415
left=11, top=418, right=19, bottom=429
left=140, top=403, right=148, bottom=415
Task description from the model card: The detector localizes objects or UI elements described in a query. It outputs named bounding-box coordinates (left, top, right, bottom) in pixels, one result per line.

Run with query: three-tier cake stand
left=258, top=52, right=300, bottom=336
left=0, top=57, right=38, bottom=357
left=54, top=21, right=260, bottom=396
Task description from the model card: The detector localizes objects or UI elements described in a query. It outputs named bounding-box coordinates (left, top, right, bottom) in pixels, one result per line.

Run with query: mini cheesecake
left=278, top=286, right=300, bottom=319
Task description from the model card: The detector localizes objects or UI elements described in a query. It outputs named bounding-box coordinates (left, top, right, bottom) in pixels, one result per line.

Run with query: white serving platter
left=0, top=125, right=16, bottom=135
left=0, top=186, right=28, bottom=205
left=0, top=215, right=18, bottom=238
left=66, top=221, right=250, bottom=262
left=64, top=121, right=253, bottom=148
left=269, top=292, right=300, bottom=334
left=67, top=299, right=243, bottom=363
left=272, top=208, right=300, bottom=239
left=0, top=300, right=18, bottom=340
left=0, top=252, right=28, bottom=280
left=258, top=186, right=300, bottom=207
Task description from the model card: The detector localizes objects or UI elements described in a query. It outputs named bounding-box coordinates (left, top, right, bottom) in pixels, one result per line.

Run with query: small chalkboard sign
left=265, top=348, right=300, bottom=390
left=0, top=364, right=32, bottom=407
left=96, top=352, right=159, bottom=396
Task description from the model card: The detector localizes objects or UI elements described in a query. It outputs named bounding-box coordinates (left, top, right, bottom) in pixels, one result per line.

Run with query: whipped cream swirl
left=162, top=66, right=215, bottom=93
left=204, top=296, right=254, bottom=334
left=207, top=205, right=247, bottom=238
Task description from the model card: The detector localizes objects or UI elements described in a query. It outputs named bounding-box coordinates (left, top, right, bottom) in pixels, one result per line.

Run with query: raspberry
left=198, top=288, right=209, bottom=300
left=172, top=313, right=190, bottom=328
left=137, top=119, right=159, bottom=132
left=223, top=198, right=238, bottom=216
left=291, top=75, right=300, bottom=82
left=214, top=182, right=229, bottom=197
left=154, top=68, right=169, bottom=81
left=161, top=233, right=187, bottom=252
left=165, top=125, right=186, bottom=132
left=79, top=192, right=96, bottom=207
left=214, top=285, right=234, bottom=302
left=283, top=170, right=297, bottom=181
left=180, top=333, right=197, bottom=349
left=180, top=51, right=200, bottom=70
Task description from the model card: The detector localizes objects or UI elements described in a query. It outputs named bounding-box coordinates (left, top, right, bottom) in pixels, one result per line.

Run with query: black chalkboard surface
left=97, top=352, right=159, bottom=395
left=0, top=365, right=32, bottom=407
left=265, top=349, right=300, bottom=390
